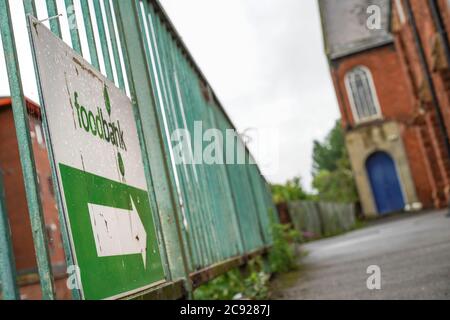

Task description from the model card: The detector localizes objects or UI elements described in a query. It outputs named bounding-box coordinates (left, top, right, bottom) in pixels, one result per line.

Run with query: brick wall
left=331, top=44, right=415, bottom=128
left=0, top=101, right=68, bottom=299
left=0, top=107, right=37, bottom=271
left=330, top=43, right=438, bottom=209
left=392, top=0, right=450, bottom=206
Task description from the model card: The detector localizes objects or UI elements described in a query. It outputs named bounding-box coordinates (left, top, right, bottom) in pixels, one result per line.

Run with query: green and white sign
left=30, top=17, right=165, bottom=299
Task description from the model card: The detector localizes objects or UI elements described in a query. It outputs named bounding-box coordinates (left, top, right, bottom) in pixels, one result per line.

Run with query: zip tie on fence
left=38, top=14, right=63, bottom=24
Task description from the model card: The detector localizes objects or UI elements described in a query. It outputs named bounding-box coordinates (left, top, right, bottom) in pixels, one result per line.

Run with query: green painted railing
left=0, top=0, right=275, bottom=300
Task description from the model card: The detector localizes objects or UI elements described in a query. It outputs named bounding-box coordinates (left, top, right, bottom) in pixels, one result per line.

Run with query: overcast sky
left=159, top=0, right=340, bottom=189
left=0, top=0, right=340, bottom=190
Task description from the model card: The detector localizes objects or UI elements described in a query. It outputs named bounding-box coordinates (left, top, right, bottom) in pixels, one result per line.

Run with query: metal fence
left=0, top=0, right=276, bottom=300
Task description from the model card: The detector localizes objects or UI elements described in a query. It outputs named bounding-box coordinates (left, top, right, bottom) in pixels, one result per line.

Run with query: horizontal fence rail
left=0, top=0, right=276, bottom=299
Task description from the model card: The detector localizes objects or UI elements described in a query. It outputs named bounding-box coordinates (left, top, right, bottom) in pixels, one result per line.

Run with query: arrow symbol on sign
left=88, top=197, right=147, bottom=268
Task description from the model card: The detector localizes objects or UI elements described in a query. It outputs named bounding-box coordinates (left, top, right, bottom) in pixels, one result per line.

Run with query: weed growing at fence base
left=194, top=258, right=270, bottom=300
left=268, top=222, right=301, bottom=274
left=194, top=216, right=300, bottom=300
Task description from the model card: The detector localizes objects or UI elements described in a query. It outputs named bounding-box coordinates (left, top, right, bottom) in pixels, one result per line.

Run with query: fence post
left=0, top=0, right=56, bottom=299
left=23, top=0, right=83, bottom=300
left=0, top=172, right=20, bottom=300
left=113, top=0, right=192, bottom=294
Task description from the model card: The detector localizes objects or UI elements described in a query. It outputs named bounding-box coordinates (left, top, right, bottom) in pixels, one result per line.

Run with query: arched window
left=345, top=66, right=382, bottom=123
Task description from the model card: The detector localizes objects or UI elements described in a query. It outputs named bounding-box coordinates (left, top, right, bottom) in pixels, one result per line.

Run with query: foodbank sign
left=73, top=88, right=127, bottom=177
left=30, top=17, right=164, bottom=299
left=73, top=88, right=127, bottom=152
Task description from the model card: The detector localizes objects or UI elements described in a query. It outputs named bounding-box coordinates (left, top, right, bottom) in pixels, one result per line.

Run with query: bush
left=271, top=176, right=309, bottom=205
left=268, top=216, right=301, bottom=274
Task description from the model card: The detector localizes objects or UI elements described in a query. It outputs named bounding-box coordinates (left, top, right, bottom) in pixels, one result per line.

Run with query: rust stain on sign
left=72, top=56, right=103, bottom=83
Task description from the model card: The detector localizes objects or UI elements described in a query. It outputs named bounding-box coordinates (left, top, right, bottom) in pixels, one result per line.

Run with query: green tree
left=312, top=120, right=346, bottom=175
left=271, top=176, right=309, bottom=205
left=312, top=120, right=359, bottom=203
left=312, top=150, right=359, bottom=203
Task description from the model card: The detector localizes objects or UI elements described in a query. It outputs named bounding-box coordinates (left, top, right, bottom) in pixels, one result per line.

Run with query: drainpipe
left=404, top=0, right=450, bottom=215
left=428, top=0, right=450, bottom=68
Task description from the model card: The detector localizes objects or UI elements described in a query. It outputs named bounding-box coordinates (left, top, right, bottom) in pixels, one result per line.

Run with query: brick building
left=0, top=97, right=69, bottom=299
left=319, top=0, right=450, bottom=217
left=391, top=0, right=450, bottom=206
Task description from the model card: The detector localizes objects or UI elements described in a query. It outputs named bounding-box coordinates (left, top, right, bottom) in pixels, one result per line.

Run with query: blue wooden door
left=366, top=152, right=405, bottom=215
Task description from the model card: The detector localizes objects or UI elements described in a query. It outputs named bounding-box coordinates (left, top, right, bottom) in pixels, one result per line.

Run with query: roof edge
left=329, top=38, right=394, bottom=60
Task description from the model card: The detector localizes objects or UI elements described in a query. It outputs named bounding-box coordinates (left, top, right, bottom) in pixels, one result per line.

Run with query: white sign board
left=29, top=16, right=165, bottom=300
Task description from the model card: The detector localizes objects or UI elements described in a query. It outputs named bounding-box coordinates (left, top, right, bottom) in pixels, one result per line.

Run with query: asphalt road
left=273, top=210, right=450, bottom=300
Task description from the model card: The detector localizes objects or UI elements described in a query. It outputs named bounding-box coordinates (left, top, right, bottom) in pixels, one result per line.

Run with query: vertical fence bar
left=103, top=0, right=125, bottom=89
left=245, top=163, right=268, bottom=244
left=136, top=0, right=198, bottom=271
left=79, top=0, right=100, bottom=69
left=106, top=0, right=172, bottom=280
left=113, top=0, right=192, bottom=286
left=167, top=15, right=216, bottom=266
left=143, top=0, right=274, bottom=267
left=164, top=12, right=212, bottom=267
left=0, top=172, right=20, bottom=300
left=64, top=0, right=83, bottom=55
left=23, top=0, right=82, bottom=300
left=108, top=1, right=167, bottom=278
left=92, top=0, right=114, bottom=81
left=23, top=0, right=37, bottom=18
left=167, top=48, right=208, bottom=267
left=155, top=15, right=202, bottom=269
left=209, top=107, right=245, bottom=255
left=45, top=0, right=62, bottom=35
left=0, top=0, right=56, bottom=300
left=144, top=5, right=204, bottom=266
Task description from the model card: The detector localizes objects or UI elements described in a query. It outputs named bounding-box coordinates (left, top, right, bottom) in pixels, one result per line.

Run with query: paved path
left=272, top=211, right=450, bottom=299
